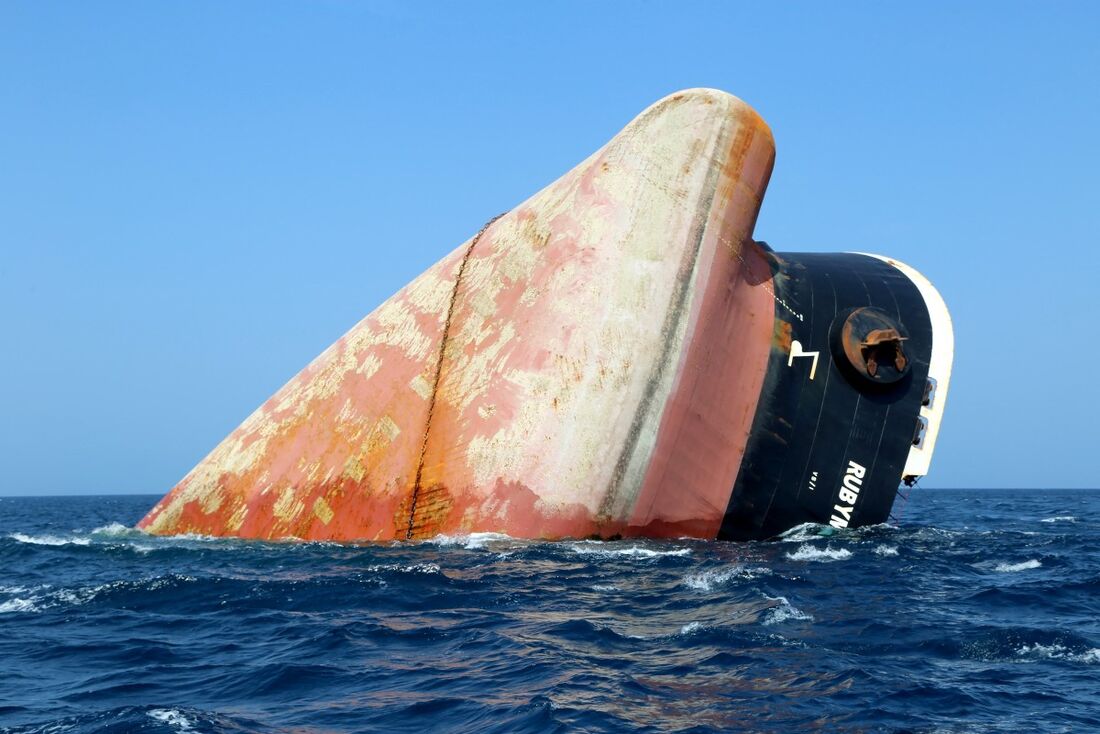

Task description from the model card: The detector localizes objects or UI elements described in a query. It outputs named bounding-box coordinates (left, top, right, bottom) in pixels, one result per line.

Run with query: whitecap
left=591, top=584, right=620, bottom=592
left=366, top=563, right=441, bottom=574
left=994, top=559, right=1041, bottom=572
left=0, top=575, right=195, bottom=614
left=683, top=565, right=769, bottom=591
left=90, top=522, right=136, bottom=536
left=1040, top=516, right=1076, bottom=523
left=0, top=597, right=38, bottom=614
left=679, top=621, right=703, bottom=635
left=115, top=531, right=267, bottom=552
left=1016, top=643, right=1100, bottom=664
left=7, top=523, right=149, bottom=548
left=778, top=522, right=831, bottom=542
left=55, top=587, right=99, bottom=605
left=913, top=526, right=964, bottom=539
left=853, top=522, right=899, bottom=535
left=785, top=544, right=852, bottom=562
left=8, top=532, right=91, bottom=547
left=157, top=532, right=226, bottom=543
left=873, top=545, right=899, bottom=556
left=762, top=596, right=813, bottom=625
left=568, top=542, right=691, bottom=559
left=427, top=532, right=514, bottom=549
left=148, top=708, right=196, bottom=732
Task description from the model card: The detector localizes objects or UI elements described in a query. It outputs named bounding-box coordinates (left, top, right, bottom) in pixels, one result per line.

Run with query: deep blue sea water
left=0, top=490, right=1097, bottom=734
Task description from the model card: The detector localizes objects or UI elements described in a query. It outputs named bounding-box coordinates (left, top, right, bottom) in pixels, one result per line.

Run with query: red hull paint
left=139, top=89, right=777, bottom=541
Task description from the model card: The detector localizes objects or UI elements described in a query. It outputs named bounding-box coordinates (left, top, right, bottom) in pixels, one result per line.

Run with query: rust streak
left=405, top=213, right=506, bottom=540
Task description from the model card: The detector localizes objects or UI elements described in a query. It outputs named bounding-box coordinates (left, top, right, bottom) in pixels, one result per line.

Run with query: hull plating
left=139, top=89, right=779, bottom=541
left=140, top=89, right=951, bottom=542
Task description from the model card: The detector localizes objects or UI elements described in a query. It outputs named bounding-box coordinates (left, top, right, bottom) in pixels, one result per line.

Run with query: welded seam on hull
left=405, top=213, right=506, bottom=540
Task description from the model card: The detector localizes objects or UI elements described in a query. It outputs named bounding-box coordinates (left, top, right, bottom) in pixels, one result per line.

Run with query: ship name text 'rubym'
left=140, top=88, right=953, bottom=543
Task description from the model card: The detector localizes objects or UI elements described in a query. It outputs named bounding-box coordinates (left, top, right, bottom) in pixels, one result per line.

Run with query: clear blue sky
left=2, top=2, right=1097, bottom=495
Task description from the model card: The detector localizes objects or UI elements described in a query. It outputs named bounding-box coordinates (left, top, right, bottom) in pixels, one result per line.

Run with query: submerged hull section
left=139, top=89, right=952, bottom=542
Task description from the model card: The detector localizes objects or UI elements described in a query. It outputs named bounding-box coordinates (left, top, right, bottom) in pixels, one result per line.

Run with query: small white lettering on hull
left=829, top=461, right=866, bottom=528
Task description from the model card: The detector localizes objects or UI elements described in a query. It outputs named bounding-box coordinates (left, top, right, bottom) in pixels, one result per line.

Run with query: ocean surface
left=0, top=490, right=1097, bottom=734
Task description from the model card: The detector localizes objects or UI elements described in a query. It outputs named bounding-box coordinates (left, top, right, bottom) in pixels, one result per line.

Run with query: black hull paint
left=721, top=248, right=934, bottom=541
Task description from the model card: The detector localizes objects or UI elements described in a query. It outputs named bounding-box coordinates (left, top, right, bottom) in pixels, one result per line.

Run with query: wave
left=4, top=491, right=1099, bottom=733
left=785, top=543, right=852, bottom=562
left=148, top=708, right=197, bottom=733
left=90, top=522, right=137, bottom=536
left=777, top=522, right=835, bottom=542
left=1040, top=515, right=1077, bottom=523
left=7, top=523, right=144, bottom=548
left=4, top=522, right=316, bottom=556
left=779, top=521, right=901, bottom=543
left=683, top=565, right=769, bottom=591
left=762, top=595, right=813, bottom=626
left=365, top=563, right=442, bottom=575
left=0, top=575, right=197, bottom=615
left=1, top=705, right=268, bottom=734
left=567, top=542, right=691, bottom=559
left=0, top=597, right=39, bottom=614
left=425, top=532, right=515, bottom=550
left=7, top=532, right=91, bottom=547
left=994, top=559, right=1042, bottom=572
left=5, top=523, right=154, bottom=552
left=1015, top=643, right=1100, bottom=664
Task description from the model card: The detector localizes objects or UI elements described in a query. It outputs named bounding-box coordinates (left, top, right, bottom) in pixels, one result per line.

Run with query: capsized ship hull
left=139, top=89, right=952, bottom=542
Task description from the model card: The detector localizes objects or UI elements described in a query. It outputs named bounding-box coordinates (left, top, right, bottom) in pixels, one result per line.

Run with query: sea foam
left=8, top=532, right=91, bottom=546
left=683, top=565, right=769, bottom=591
left=426, top=532, right=514, bottom=550
left=1016, top=643, right=1100, bottom=664
left=762, top=595, right=813, bottom=625
left=148, top=708, right=197, bottom=732
left=568, top=542, right=691, bottom=559
left=785, top=544, right=852, bottom=562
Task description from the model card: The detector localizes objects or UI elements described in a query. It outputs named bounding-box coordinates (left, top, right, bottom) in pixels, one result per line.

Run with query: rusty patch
left=405, top=213, right=505, bottom=540
left=773, top=319, right=793, bottom=353
left=406, top=483, right=456, bottom=539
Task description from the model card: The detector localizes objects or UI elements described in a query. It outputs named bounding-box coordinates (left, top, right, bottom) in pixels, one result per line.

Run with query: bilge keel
left=139, top=88, right=953, bottom=542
